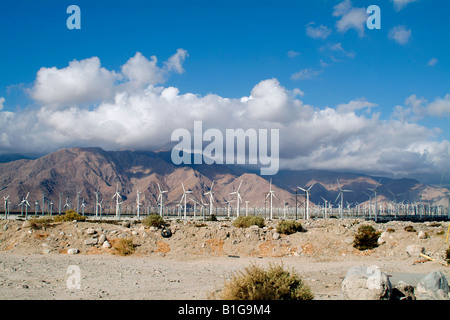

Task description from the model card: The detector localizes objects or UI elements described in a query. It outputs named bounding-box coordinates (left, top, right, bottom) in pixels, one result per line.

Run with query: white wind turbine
left=19, top=192, right=30, bottom=219
left=94, top=190, right=100, bottom=217
left=3, top=195, right=10, bottom=219
left=297, top=183, right=315, bottom=219
left=64, top=197, right=70, bottom=210
left=335, top=179, right=352, bottom=219
left=98, top=199, right=104, bottom=218
left=157, top=183, right=168, bottom=216
left=266, top=179, right=275, bottom=220
left=367, top=179, right=382, bottom=222
left=229, top=180, right=243, bottom=218
left=81, top=199, right=86, bottom=215
left=136, top=188, right=142, bottom=218
left=204, top=180, right=215, bottom=216
left=321, top=196, right=329, bottom=218
left=180, top=182, right=192, bottom=219
left=112, top=182, right=122, bottom=218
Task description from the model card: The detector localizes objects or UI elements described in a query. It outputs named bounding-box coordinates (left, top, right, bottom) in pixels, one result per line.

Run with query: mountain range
left=0, top=147, right=449, bottom=213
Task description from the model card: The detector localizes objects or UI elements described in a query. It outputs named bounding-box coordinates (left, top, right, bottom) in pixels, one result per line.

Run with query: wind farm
left=1, top=147, right=449, bottom=222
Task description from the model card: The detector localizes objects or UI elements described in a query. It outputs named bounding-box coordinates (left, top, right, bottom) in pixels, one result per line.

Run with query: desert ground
left=1, top=217, right=449, bottom=300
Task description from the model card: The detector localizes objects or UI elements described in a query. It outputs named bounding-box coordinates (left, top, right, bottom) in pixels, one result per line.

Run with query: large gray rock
left=416, top=271, right=450, bottom=300
left=391, top=281, right=416, bottom=300
left=341, top=265, right=392, bottom=300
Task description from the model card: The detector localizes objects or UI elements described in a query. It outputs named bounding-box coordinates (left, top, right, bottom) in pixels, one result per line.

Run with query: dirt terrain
left=1, top=217, right=449, bottom=299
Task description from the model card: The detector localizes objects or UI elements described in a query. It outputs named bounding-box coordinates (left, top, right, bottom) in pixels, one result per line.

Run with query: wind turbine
left=229, top=180, right=243, bottom=218
left=157, top=183, right=168, bottom=216
left=204, top=180, right=215, bottom=216
left=367, top=179, right=382, bottom=222
left=335, top=179, right=352, bottom=219
left=42, top=192, right=46, bottom=215
left=64, top=197, right=70, bottom=210
left=266, top=179, right=275, bottom=220
left=94, top=190, right=100, bottom=217
left=81, top=199, right=86, bottom=215
left=321, top=196, right=329, bottom=218
left=98, top=199, right=103, bottom=218
left=297, top=183, right=315, bottom=219
left=136, top=188, right=142, bottom=218
left=19, top=192, right=30, bottom=219
left=112, top=182, right=122, bottom=218
left=180, top=183, right=192, bottom=219
left=76, top=188, right=81, bottom=215
left=3, top=195, right=9, bottom=219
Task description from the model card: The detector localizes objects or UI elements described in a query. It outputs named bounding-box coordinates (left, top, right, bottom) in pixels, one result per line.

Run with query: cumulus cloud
left=0, top=97, right=4, bottom=110
left=306, top=22, right=332, bottom=39
left=290, top=68, right=323, bottom=81
left=392, top=94, right=450, bottom=121
left=1, top=52, right=450, bottom=184
left=389, top=25, right=412, bottom=45
left=333, top=0, right=367, bottom=37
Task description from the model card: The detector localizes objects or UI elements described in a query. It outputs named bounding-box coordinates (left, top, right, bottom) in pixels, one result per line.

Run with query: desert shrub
left=233, top=216, right=265, bottom=228
left=446, top=247, right=450, bottom=265
left=386, top=228, right=395, bottom=233
left=276, top=220, right=303, bottom=235
left=404, top=225, right=416, bottom=232
left=353, top=225, right=381, bottom=251
left=206, top=214, right=218, bottom=222
left=112, top=238, right=135, bottom=256
left=214, top=263, right=314, bottom=300
left=143, top=214, right=165, bottom=228
left=54, top=210, right=86, bottom=222
left=28, top=216, right=55, bottom=229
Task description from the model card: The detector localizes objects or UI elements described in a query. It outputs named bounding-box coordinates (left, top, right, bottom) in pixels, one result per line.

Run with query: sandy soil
left=1, top=218, right=449, bottom=300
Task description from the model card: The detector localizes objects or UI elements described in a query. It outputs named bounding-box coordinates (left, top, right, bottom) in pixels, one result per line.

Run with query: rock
left=416, top=271, right=450, bottom=300
left=3, top=223, right=8, bottom=231
left=42, top=248, right=51, bottom=254
left=272, top=232, right=280, bottom=240
left=122, top=221, right=131, bottom=228
left=67, top=248, right=79, bottom=255
left=98, top=234, right=106, bottom=244
left=131, top=230, right=138, bottom=236
left=391, top=281, right=416, bottom=300
left=84, top=238, right=98, bottom=245
left=150, top=226, right=158, bottom=232
left=341, top=265, right=392, bottom=300
left=102, top=240, right=111, bottom=248
left=418, top=231, right=427, bottom=239
left=86, top=228, right=96, bottom=235
left=405, top=245, right=425, bottom=257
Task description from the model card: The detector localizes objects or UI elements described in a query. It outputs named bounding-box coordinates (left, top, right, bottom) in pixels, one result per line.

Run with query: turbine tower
left=297, top=183, right=315, bottom=219
left=157, top=183, right=168, bottom=216
left=19, top=192, right=30, bottom=219
left=335, top=179, right=352, bottom=219
left=136, top=188, right=142, bottom=218
left=112, top=182, right=122, bottom=218
left=266, top=179, right=275, bottom=220
left=180, top=183, right=192, bottom=219
left=204, top=180, right=215, bottom=216
left=229, top=180, right=243, bottom=218
left=3, top=195, right=10, bottom=219
left=367, top=179, right=382, bottom=222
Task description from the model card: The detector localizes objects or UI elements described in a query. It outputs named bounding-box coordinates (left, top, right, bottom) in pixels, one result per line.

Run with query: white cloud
left=306, top=22, right=332, bottom=39
left=0, top=97, right=4, bottom=110
left=333, top=0, right=367, bottom=37
left=427, top=58, right=438, bottom=66
left=30, top=57, right=119, bottom=107
left=392, top=94, right=450, bottom=120
left=336, top=98, right=377, bottom=113
left=290, top=68, right=323, bottom=81
left=391, top=0, right=419, bottom=11
left=1, top=53, right=450, bottom=183
left=389, top=25, right=412, bottom=45
left=30, top=49, right=188, bottom=107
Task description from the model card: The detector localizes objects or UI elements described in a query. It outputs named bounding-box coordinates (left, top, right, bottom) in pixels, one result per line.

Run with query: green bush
left=233, top=216, right=265, bottom=228
left=28, top=216, right=55, bottom=229
left=445, top=246, right=450, bottom=264
left=206, top=214, right=218, bottom=222
left=214, top=263, right=314, bottom=300
left=53, top=210, right=86, bottom=222
left=142, top=214, right=165, bottom=228
left=404, top=225, right=416, bottom=232
left=353, top=225, right=381, bottom=251
left=276, top=220, right=303, bottom=235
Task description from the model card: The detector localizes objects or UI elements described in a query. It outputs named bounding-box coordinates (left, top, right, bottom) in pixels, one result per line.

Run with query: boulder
left=405, top=245, right=425, bottom=257
left=86, top=228, right=96, bottom=235
left=98, top=234, right=107, bottom=244
left=341, top=265, right=392, bottom=300
left=416, top=271, right=450, bottom=300
left=418, top=231, right=427, bottom=239
left=102, top=240, right=111, bottom=248
left=272, top=232, right=280, bottom=240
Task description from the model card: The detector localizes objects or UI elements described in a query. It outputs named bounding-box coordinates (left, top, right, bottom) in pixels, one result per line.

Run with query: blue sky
left=0, top=0, right=449, bottom=185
